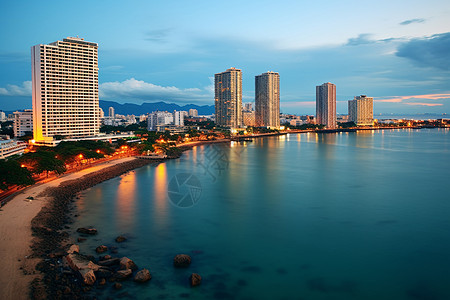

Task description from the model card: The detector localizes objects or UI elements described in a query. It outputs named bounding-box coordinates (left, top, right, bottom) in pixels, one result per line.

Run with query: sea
left=72, top=128, right=450, bottom=300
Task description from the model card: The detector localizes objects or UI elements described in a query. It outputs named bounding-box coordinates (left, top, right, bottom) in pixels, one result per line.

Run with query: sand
left=0, top=157, right=135, bottom=300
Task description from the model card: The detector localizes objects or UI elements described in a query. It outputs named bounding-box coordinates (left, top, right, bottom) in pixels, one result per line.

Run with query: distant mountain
left=99, top=100, right=214, bottom=116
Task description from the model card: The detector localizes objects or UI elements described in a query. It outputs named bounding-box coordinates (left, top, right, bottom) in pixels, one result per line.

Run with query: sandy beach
left=0, top=157, right=136, bottom=300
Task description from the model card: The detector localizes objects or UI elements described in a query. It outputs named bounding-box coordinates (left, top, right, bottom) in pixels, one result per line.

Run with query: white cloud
left=0, top=81, right=31, bottom=96
left=99, top=78, right=212, bottom=103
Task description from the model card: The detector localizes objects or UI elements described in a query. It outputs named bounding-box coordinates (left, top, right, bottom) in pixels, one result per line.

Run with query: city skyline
left=0, top=1, right=450, bottom=114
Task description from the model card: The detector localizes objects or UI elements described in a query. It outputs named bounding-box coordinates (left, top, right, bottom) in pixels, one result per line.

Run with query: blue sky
left=1, top=0, right=449, bottom=115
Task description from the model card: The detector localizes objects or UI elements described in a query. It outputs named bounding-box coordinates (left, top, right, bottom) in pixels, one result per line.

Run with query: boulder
left=100, top=255, right=112, bottom=260
left=114, top=269, right=132, bottom=280
left=76, top=227, right=97, bottom=235
left=98, top=258, right=120, bottom=267
left=134, top=269, right=151, bottom=283
left=114, top=282, right=122, bottom=289
left=67, top=244, right=79, bottom=254
left=66, top=253, right=100, bottom=272
left=120, top=257, right=137, bottom=270
left=98, top=278, right=106, bottom=285
left=96, top=245, right=108, bottom=253
left=79, top=269, right=96, bottom=285
left=190, top=273, right=201, bottom=287
left=173, top=254, right=191, bottom=268
left=115, top=235, right=127, bottom=243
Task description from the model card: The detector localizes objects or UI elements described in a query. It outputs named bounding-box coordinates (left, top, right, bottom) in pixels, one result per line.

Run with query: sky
left=0, top=0, right=450, bottom=115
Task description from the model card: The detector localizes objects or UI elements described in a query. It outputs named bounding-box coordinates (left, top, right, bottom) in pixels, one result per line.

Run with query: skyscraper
left=348, top=95, right=373, bottom=126
left=109, top=107, right=115, bottom=118
left=214, top=67, right=242, bottom=128
left=316, top=82, right=336, bottom=129
left=31, top=37, right=99, bottom=144
left=255, top=71, right=280, bottom=128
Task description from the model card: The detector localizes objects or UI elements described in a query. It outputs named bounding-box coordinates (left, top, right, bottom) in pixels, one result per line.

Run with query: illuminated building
left=215, top=67, right=242, bottom=128
left=13, top=109, right=33, bottom=137
left=348, top=95, right=374, bottom=126
left=31, top=37, right=99, bottom=145
left=255, top=71, right=280, bottom=128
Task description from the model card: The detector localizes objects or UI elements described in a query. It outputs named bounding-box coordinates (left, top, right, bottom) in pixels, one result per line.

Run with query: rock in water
left=96, top=245, right=108, bottom=253
left=67, top=244, right=79, bottom=254
left=76, top=227, right=97, bottom=235
left=66, top=253, right=100, bottom=272
left=114, top=282, right=122, bottom=289
left=98, top=258, right=120, bottom=267
left=115, top=269, right=132, bottom=280
left=115, top=235, right=127, bottom=243
left=190, top=273, right=202, bottom=286
left=79, top=269, right=96, bottom=285
left=95, top=267, right=114, bottom=278
left=120, top=257, right=138, bottom=270
left=134, top=268, right=151, bottom=283
left=173, top=254, right=191, bottom=268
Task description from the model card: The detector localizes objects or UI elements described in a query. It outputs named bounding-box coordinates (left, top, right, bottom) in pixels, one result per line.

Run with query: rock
left=99, top=278, right=106, bottom=285
left=67, top=244, right=79, bottom=254
left=134, top=269, right=151, bottom=283
left=63, top=286, right=71, bottom=294
left=115, top=235, right=127, bottom=243
left=114, top=269, right=132, bottom=280
left=79, top=269, right=96, bottom=285
left=76, top=227, right=97, bottom=235
left=114, top=282, right=122, bottom=290
left=190, top=273, right=201, bottom=287
left=96, top=245, right=108, bottom=253
left=77, top=238, right=86, bottom=243
left=120, top=257, right=137, bottom=270
left=66, top=253, right=100, bottom=272
left=95, top=267, right=114, bottom=278
left=173, top=254, right=191, bottom=268
left=100, top=255, right=112, bottom=260
left=98, top=258, right=120, bottom=267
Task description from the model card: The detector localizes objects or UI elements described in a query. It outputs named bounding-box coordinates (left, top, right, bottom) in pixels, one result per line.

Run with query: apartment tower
left=316, top=82, right=336, bottom=129
left=255, top=71, right=280, bottom=128
left=348, top=95, right=373, bottom=126
left=31, top=37, right=99, bottom=144
left=214, top=67, right=242, bottom=128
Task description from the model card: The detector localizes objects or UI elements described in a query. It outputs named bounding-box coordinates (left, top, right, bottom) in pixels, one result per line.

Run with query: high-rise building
left=244, top=103, right=253, bottom=112
left=147, top=111, right=174, bottom=131
left=174, top=111, right=184, bottom=126
left=188, top=109, right=198, bottom=117
left=0, top=111, right=6, bottom=122
left=31, top=37, right=99, bottom=144
left=316, top=82, right=336, bottom=129
left=255, top=71, right=280, bottom=128
left=109, top=107, right=115, bottom=118
left=243, top=111, right=256, bottom=127
left=348, top=95, right=373, bottom=126
left=13, top=109, right=33, bottom=137
left=214, top=67, right=242, bottom=128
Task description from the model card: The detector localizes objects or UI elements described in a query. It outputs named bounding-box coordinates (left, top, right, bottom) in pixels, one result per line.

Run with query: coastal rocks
left=101, top=255, right=112, bottom=260
left=76, top=227, right=97, bottom=235
left=134, top=269, right=151, bottom=283
left=66, top=253, right=100, bottom=272
left=120, top=257, right=137, bottom=270
left=173, top=254, right=191, bottom=268
left=67, top=244, right=79, bottom=254
left=114, top=282, right=122, bottom=290
left=77, top=237, right=86, bottom=243
left=95, top=245, right=108, bottom=253
left=115, top=235, right=127, bottom=243
left=114, top=269, right=132, bottom=280
left=79, top=269, right=96, bottom=285
left=98, top=258, right=120, bottom=267
left=95, top=267, right=114, bottom=278
left=190, top=273, right=202, bottom=287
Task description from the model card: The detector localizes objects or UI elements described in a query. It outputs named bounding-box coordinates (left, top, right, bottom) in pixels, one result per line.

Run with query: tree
left=0, top=159, right=34, bottom=190
left=20, top=150, right=66, bottom=177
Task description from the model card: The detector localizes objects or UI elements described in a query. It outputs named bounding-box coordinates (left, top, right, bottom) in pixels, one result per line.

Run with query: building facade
left=188, top=109, right=198, bottom=117
left=348, top=95, right=374, bottom=126
left=13, top=109, right=33, bottom=137
left=31, top=37, right=99, bottom=144
left=214, top=67, right=242, bottom=128
left=174, top=111, right=184, bottom=126
left=255, top=71, right=280, bottom=128
left=243, top=111, right=256, bottom=127
left=316, top=82, right=336, bottom=129
left=0, top=137, right=27, bottom=159
left=147, top=111, right=174, bottom=131
left=108, top=107, right=115, bottom=118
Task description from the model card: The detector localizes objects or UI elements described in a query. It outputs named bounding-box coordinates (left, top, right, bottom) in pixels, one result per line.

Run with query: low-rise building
left=0, top=136, right=27, bottom=159
left=13, top=109, right=33, bottom=137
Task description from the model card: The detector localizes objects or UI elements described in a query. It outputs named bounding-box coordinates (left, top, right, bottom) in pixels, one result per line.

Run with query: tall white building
left=348, top=95, right=374, bottom=126
left=188, top=109, right=198, bottom=117
left=174, top=111, right=184, bottom=126
left=0, top=111, right=6, bottom=122
left=255, top=71, right=280, bottom=128
left=31, top=37, right=99, bottom=144
left=147, top=111, right=174, bottom=131
left=316, top=82, right=336, bottom=129
left=215, top=67, right=242, bottom=128
left=13, top=109, right=33, bottom=137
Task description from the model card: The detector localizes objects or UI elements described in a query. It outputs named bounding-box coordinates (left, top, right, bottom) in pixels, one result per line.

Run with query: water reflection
left=116, top=171, right=137, bottom=227
left=152, top=163, right=168, bottom=227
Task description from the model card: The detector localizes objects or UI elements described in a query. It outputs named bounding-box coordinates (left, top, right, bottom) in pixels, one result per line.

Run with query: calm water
left=73, top=129, right=450, bottom=300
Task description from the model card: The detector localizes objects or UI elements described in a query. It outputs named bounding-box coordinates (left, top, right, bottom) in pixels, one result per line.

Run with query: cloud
left=144, top=28, right=173, bottom=43
left=375, top=93, right=450, bottom=105
left=396, top=32, right=450, bottom=70
left=399, top=18, right=425, bottom=26
left=346, top=34, right=375, bottom=46
left=99, top=78, right=212, bottom=103
left=404, top=102, right=443, bottom=106
left=0, top=81, right=31, bottom=96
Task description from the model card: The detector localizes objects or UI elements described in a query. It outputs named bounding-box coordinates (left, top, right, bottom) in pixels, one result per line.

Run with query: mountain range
left=99, top=100, right=214, bottom=116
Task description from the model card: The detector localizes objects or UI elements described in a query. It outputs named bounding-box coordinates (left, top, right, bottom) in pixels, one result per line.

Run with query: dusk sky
left=1, top=0, right=449, bottom=115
